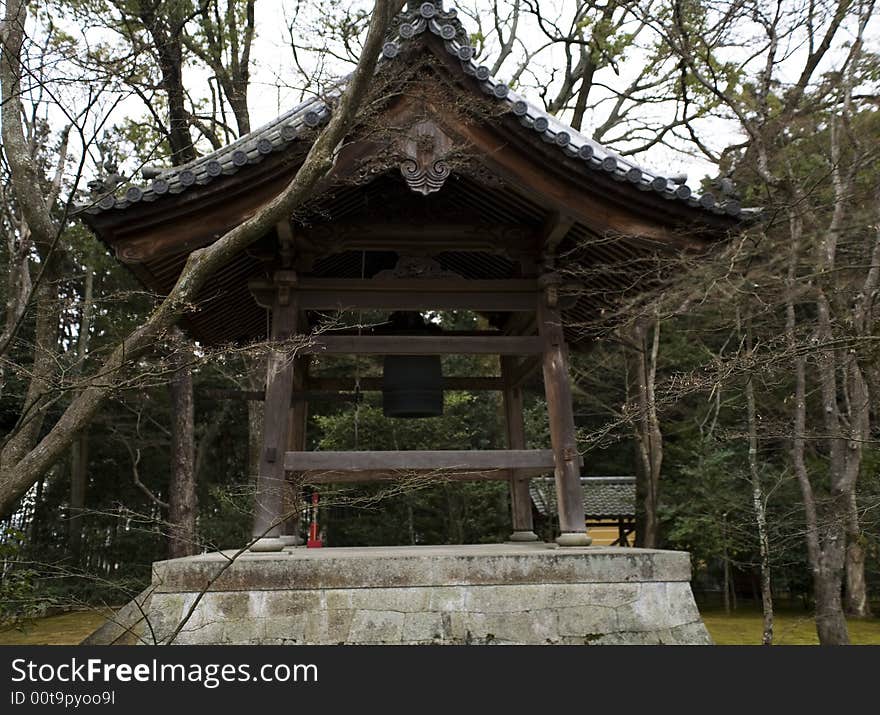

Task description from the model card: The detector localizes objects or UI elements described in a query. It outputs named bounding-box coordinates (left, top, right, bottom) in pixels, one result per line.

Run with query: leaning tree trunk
left=167, top=332, right=197, bottom=558
left=0, top=0, right=402, bottom=519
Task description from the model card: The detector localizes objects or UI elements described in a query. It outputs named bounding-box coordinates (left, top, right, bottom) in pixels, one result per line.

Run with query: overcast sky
left=31, top=0, right=878, bottom=195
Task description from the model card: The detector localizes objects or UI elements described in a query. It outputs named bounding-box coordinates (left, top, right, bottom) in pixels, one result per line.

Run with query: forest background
left=1, top=0, right=878, bottom=645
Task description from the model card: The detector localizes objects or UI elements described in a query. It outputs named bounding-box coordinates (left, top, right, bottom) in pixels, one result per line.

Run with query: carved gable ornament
left=374, top=255, right=462, bottom=280
left=398, top=119, right=455, bottom=195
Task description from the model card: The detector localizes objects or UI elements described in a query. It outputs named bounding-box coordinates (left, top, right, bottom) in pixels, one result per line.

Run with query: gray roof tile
left=530, top=477, right=636, bottom=519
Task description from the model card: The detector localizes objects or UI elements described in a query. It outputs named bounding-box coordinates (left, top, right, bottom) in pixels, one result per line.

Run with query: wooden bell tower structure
left=79, top=1, right=743, bottom=552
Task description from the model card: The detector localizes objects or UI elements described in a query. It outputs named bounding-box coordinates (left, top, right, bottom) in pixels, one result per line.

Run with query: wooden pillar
left=280, top=356, right=309, bottom=547
left=251, top=271, right=299, bottom=551
left=501, top=356, right=538, bottom=541
left=537, top=278, right=590, bottom=546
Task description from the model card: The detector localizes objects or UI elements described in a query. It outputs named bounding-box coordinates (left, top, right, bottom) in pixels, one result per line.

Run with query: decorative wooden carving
left=374, top=255, right=461, bottom=280
left=398, top=120, right=454, bottom=195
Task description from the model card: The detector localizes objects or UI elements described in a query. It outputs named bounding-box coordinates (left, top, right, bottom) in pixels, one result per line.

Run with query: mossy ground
left=701, top=606, right=880, bottom=645
left=0, top=611, right=111, bottom=645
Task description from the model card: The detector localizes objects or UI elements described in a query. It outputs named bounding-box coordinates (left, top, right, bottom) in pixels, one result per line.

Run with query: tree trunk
left=138, top=1, right=197, bottom=551
left=0, top=266, right=61, bottom=472
left=187, top=0, right=255, bottom=137
left=628, top=314, right=662, bottom=548
left=814, top=546, right=850, bottom=645
left=785, top=210, right=852, bottom=645
left=742, top=313, right=773, bottom=644
left=68, top=435, right=88, bottom=560
left=136, top=2, right=197, bottom=165
left=844, top=492, right=871, bottom=617
left=721, top=561, right=730, bottom=613
left=570, top=60, right=595, bottom=132
left=167, top=332, right=197, bottom=558
left=26, top=476, right=45, bottom=543
left=68, top=266, right=96, bottom=559
left=245, top=355, right=265, bottom=486
left=0, top=208, right=32, bottom=376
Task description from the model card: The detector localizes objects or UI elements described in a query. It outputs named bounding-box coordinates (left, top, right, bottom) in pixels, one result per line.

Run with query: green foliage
left=663, top=442, right=744, bottom=563
left=0, top=527, right=44, bottom=629
left=313, top=382, right=510, bottom=546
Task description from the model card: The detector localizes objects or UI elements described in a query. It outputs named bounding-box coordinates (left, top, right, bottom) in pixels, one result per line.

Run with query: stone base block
left=555, top=532, right=593, bottom=547
left=507, top=530, right=540, bottom=542
left=139, top=544, right=711, bottom=645
left=249, top=537, right=285, bottom=552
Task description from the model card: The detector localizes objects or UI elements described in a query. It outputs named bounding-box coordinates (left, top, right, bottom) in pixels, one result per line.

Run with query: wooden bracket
left=277, top=221, right=295, bottom=268
left=539, top=272, right=563, bottom=309
left=539, top=211, right=576, bottom=265
left=274, top=269, right=298, bottom=307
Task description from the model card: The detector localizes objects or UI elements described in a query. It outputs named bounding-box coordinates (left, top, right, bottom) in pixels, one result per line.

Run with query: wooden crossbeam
left=308, top=377, right=505, bottom=392
left=299, top=469, right=546, bottom=484
left=205, top=377, right=506, bottom=400
left=300, top=335, right=543, bottom=355
left=283, top=449, right=568, bottom=473
left=204, top=389, right=361, bottom=404
left=296, top=222, right=532, bottom=254
left=250, top=278, right=538, bottom=312
left=322, top=329, right=505, bottom=337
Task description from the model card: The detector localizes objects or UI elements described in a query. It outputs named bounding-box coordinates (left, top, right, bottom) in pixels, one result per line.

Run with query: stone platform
left=140, top=543, right=710, bottom=645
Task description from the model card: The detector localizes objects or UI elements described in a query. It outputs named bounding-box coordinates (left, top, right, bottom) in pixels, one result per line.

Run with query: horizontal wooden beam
left=297, top=222, right=534, bottom=254
left=298, top=469, right=546, bottom=484
left=250, top=278, right=539, bottom=312
left=308, top=376, right=505, bottom=392
left=204, top=389, right=360, bottom=404
left=205, top=377, right=506, bottom=401
left=322, top=329, right=505, bottom=337
left=300, top=335, right=544, bottom=355
left=284, top=449, right=573, bottom=474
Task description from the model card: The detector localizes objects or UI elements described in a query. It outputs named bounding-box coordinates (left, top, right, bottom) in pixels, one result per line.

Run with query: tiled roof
left=77, top=2, right=746, bottom=219
left=530, top=477, right=636, bottom=519
left=77, top=94, right=333, bottom=214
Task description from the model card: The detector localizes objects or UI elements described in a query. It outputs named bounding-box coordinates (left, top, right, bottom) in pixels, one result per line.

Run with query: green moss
left=0, top=610, right=111, bottom=645
left=700, top=607, right=880, bottom=645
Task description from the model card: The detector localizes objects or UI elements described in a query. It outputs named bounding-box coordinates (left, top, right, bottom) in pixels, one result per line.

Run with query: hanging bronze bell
left=382, top=313, right=443, bottom=418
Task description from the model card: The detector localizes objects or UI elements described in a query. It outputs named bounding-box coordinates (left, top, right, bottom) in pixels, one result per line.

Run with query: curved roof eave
left=75, top=2, right=746, bottom=223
